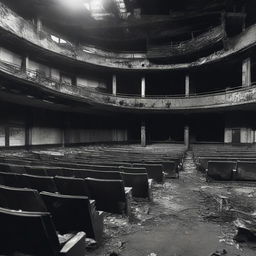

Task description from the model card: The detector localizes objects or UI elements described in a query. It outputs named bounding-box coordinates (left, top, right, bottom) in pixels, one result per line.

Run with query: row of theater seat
left=0, top=171, right=137, bottom=214
left=0, top=184, right=104, bottom=242
left=0, top=206, right=86, bottom=256
left=0, top=165, right=152, bottom=199
left=0, top=148, right=184, bottom=256
left=207, top=161, right=256, bottom=181
left=0, top=160, right=169, bottom=182
left=194, top=146, right=256, bottom=181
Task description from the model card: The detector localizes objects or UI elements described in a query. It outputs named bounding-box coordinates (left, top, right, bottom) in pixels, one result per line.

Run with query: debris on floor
left=210, top=249, right=227, bottom=256
left=234, top=219, right=256, bottom=243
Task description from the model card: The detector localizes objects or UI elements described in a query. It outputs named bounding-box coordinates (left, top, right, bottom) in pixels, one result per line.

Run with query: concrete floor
left=88, top=151, right=256, bottom=255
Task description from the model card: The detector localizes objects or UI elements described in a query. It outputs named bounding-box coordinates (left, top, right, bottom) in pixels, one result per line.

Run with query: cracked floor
left=89, top=152, right=256, bottom=256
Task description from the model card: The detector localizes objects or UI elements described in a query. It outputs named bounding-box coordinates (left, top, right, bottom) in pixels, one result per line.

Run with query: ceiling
left=1, top=0, right=255, bottom=50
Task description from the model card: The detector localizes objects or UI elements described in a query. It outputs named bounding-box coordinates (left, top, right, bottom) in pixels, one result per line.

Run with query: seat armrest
left=124, top=187, right=132, bottom=216
left=125, top=187, right=132, bottom=194
left=98, top=211, right=105, bottom=216
left=148, top=179, right=153, bottom=189
left=148, top=179, right=153, bottom=202
left=90, top=205, right=105, bottom=243
left=60, top=232, right=86, bottom=256
left=89, top=200, right=96, bottom=207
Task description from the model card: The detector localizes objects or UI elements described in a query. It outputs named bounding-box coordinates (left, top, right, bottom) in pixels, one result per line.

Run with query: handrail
left=0, top=59, right=254, bottom=100
left=147, top=25, right=225, bottom=59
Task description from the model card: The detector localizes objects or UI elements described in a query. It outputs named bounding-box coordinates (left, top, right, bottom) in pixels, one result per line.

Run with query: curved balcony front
left=147, top=25, right=226, bottom=60
left=1, top=59, right=256, bottom=113
left=1, top=3, right=256, bottom=70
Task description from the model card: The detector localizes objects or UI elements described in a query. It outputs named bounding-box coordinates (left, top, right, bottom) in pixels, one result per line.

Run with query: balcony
left=1, top=3, right=256, bottom=70
left=1, top=59, right=256, bottom=113
left=147, top=25, right=226, bottom=60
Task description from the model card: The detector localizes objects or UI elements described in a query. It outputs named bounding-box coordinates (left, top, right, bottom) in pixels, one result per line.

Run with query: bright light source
left=59, top=0, right=85, bottom=11
left=51, top=35, right=59, bottom=43
left=90, top=0, right=103, bottom=11
left=84, top=3, right=90, bottom=10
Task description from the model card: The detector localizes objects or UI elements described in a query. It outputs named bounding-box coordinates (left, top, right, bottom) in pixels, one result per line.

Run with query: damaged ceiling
left=1, top=0, right=255, bottom=50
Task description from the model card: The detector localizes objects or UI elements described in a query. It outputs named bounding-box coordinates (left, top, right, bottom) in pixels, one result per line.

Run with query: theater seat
left=22, top=174, right=58, bottom=192
left=0, top=171, right=26, bottom=188
left=133, top=163, right=164, bottom=182
left=0, top=207, right=86, bottom=256
left=119, top=166, right=147, bottom=174
left=25, top=166, right=48, bottom=176
left=146, top=161, right=178, bottom=178
left=121, top=172, right=152, bottom=200
left=207, top=161, right=237, bottom=181
left=0, top=185, right=47, bottom=212
left=55, top=176, right=90, bottom=196
left=75, top=169, right=122, bottom=180
left=85, top=177, right=132, bottom=215
left=236, top=161, right=256, bottom=181
left=40, top=191, right=104, bottom=242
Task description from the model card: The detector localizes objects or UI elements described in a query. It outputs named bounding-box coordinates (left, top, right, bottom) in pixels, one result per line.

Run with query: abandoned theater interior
left=1, top=0, right=256, bottom=255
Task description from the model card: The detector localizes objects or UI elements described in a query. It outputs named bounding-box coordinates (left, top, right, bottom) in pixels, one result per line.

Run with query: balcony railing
left=1, top=2, right=256, bottom=70
left=147, top=25, right=226, bottom=59
left=1, top=59, right=256, bottom=111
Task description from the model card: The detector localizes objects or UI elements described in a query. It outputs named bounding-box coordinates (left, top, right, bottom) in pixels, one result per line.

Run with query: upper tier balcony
left=147, top=25, right=226, bottom=61
left=0, top=3, right=256, bottom=70
left=1, top=59, right=256, bottom=113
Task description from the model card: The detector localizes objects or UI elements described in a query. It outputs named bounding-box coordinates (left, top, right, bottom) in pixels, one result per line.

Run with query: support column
left=61, top=129, right=65, bottom=148
left=141, top=76, right=146, bottom=98
left=242, top=58, right=251, bottom=87
left=72, top=76, right=77, bottom=87
left=185, top=74, right=190, bottom=97
left=25, top=120, right=32, bottom=148
left=5, top=126, right=9, bottom=147
left=141, top=121, right=146, bottom=147
left=184, top=125, right=190, bottom=150
left=21, top=56, right=29, bottom=72
left=36, top=18, right=42, bottom=33
left=112, top=74, right=117, bottom=96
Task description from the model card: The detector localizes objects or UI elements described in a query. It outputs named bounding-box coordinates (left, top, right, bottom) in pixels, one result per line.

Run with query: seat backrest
left=85, top=165, right=120, bottom=172
left=40, top=191, right=94, bottom=237
left=22, top=174, right=58, bottom=192
left=119, top=166, right=147, bottom=174
left=0, top=171, right=25, bottom=188
left=45, top=168, right=61, bottom=177
left=0, top=207, right=60, bottom=256
left=0, top=163, right=25, bottom=174
left=25, top=166, right=48, bottom=176
left=236, top=161, right=256, bottom=181
left=0, top=185, right=47, bottom=212
left=55, top=176, right=89, bottom=196
left=207, top=161, right=237, bottom=180
left=85, top=178, right=126, bottom=214
left=121, top=172, right=149, bottom=198
left=76, top=169, right=122, bottom=180
left=133, top=163, right=163, bottom=182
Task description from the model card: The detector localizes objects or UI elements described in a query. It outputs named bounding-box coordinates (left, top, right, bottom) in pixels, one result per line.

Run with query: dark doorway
left=232, top=129, right=241, bottom=144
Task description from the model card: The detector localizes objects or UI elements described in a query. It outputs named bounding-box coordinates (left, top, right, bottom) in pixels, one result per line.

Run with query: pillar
left=5, top=126, right=9, bottom=147
left=25, top=127, right=32, bottom=148
left=184, top=126, right=190, bottom=150
left=112, top=74, right=117, bottom=96
left=61, top=129, right=65, bottom=148
left=141, top=76, right=146, bottom=98
left=141, top=121, right=146, bottom=147
left=36, top=18, right=42, bottom=33
left=72, top=76, right=77, bottom=86
left=185, top=75, right=190, bottom=97
left=242, top=58, right=251, bottom=87
left=21, top=56, right=29, bottom=72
